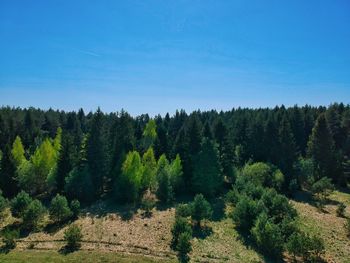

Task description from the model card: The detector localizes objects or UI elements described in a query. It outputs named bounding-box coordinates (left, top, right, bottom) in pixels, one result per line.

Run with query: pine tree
left=0, top=146, right=18, bottom=197
left=192, top=139, right=223, bottom=197
left=87, top=108, right=108, bottom=198
left=11, top=136, right=25, bottom=167
left=307, top=114, right=338, bottom=181
left=56, top=132, right=74, bottom=193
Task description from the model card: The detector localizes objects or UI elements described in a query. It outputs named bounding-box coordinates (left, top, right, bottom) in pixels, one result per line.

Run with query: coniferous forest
left=0, top=103, right=349, bottom=262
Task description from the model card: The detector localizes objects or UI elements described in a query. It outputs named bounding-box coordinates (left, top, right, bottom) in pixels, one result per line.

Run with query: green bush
left=251, top=213, right=284, bottom=258
left=70, top=199, right=81, bottom=218
left=64, top=224, right=83, bottom=250
left=171, top=216, right=192, bottom=248
left=22, top=199, right=46, bottom=230
left=10, top=191, right=32, bottom=218
left=311, top=177, right=334, bottom=207
left=49, top=194, right=72, bottom=223
left=336, top=203, right=346, bottom=217
left=1, top=229, right=19, bottom=249
left=176, top=232, right=192, bottom=262
left=190, top=194, right=212, bottom=227
left=175, top=204, right=192, bottom=218
left=231, top=195, right=262, bottom=232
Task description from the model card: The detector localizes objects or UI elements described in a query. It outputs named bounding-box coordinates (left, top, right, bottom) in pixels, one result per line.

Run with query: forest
left=0, top=103, right=349, bottom=262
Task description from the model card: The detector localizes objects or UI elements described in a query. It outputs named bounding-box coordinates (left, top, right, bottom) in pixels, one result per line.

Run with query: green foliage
left=241, top=162, right=284, bottom=191
left=156, top=154, right=173, bottom=203
left=176, top=232, right=192, bottom=262
left=10, top=191, right=32, bottom=218
left=231, top=195, right=262, bottom=232
left=192, top=139, right=223, bottom=197
left=311, top=177, right=334, bottom=207
left=22, top=199, right=46, bottom=230
left=143, top=119, right=157, bottom=149
left=141, top=190, right=156, bottom=216
left=175, top=204, right=192, bottom=218
left=336, top=203, right=346, bottom=217
left=11, top=136, right=25, bottom=167
left=0, top=190, right=8, bottom=220
left=190, top=194, right=212, bottom=226
left=116, top=151, right=143, bottom=203
left=171, top=216, right=192, bottom=248
left=141, top=148, right=157, bottom=190
left=65, top=166, right=94, bottom=203
left=251, top=213, right=284, bottom=258
left=49, top=194, right=72, bottom=223
left=168, top=154, right=183, bottom=194
left=1, top=228, right=19, bottom=249
left=64, top=224, right=83, bottom=250
left=70, top=200, right=80, bottom=218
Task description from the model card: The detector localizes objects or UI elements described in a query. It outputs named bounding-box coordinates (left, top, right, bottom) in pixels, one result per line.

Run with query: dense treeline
left=0, top=103, right=349, bottom=202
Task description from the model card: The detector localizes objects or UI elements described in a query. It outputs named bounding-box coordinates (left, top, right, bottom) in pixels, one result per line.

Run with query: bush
left=336, top=203, right=346, bottom=217
left=231, top=195, right=262, bottom=232
left=141, top=190, right=156, bottom=216
left=1, top=229, right=19, bottom=249
left=0, top=190, right=8, bottom=218
left=311, top=177, right=334, bottom=207
left=22, top=199, right=46, bottom=230
left=175, top=204, right=192, bottom=218
left=176, top=232, right=192, bottom=262
left=70, top=199, right=80, bottom=218
left=251, top=213, right=284, bottom=258
left=64, top=224, right=83, bottom=250
left=10, top=191, right=32, bottom=218
left=49, top=194, right=72, bottom=223
left=171, top=216, right=192, bottom=248
left=190, top=194, right=212, bottom=227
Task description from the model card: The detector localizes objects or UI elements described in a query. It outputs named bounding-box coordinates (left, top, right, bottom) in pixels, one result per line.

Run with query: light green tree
left=11, top=136, right=26, bottom=167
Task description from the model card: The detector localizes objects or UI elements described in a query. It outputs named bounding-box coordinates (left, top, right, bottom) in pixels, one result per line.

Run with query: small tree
left=49, top=194, right=72, bottom=223
left=141, top=189, right=157, bottom=217
left=0, top=190, right=8, bottom=219
left=176, top=232, right=192, bottom=263
left=1, top=229, right=19, bottom=250
left=191, top=194, right=212, bottom=227
left=336, top=203, right=346, bottom=217
left=10, top=191, right=32, bottom=218
left=70, top=200, right=80, bottom=219
left=175, top=204, right=192, bottom=218
left=23, top=199, right=46, bottom=230
left=311, top=177, right=334, bottom=208
left=64, top=224, right=83, bottom=250
left=171, top=216, right=192, bottom=248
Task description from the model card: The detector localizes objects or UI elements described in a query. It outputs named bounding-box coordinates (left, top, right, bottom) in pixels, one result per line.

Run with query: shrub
left=49, top=194, right=72, bottom=223
left=231, top=195, right=262, bottom=232
left=176, top=232, right=192, bottom=262
left=287, top=232, right=325, bottom=261
left=251, top=213, right=284, bottom=258
left=141, top=190, right=156, bottom=216
left=22, top=199, right=46, bottom=230
left=190, top=194, right=212, bottom=227
left=70, top=199, right=80, bottom=219
left=10, top=191, right=32, bottom=218
left=311, top=177, right=334, bottom=207
left=336, top=203, right=346, bottom=217
left=171, top=216, right=192, bottom=248
left=64, top=224, right=83, bottom=250
left=1, top=229, right=19, bottom=249
left=175, top=204, right=192, bottom=218
left=0, top=190, right=8, bottom=218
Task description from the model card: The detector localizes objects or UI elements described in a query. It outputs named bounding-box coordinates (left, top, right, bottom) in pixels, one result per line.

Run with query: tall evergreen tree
left=0, top=146, right=18, bottom=197
left=307, top=114, right=338, bottom=181
left=56, top=132, right=74, bottom=193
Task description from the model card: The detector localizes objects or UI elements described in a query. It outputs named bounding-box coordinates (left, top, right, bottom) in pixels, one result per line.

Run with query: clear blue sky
left=1, top=0, right=349, bottom=115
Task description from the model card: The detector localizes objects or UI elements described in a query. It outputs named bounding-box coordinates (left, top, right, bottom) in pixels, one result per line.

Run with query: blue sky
left=1, top=0, right=349, bottom=115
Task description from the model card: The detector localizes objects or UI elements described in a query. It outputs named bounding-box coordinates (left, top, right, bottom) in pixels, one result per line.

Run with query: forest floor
left=0, top=191, right=349, bottom=263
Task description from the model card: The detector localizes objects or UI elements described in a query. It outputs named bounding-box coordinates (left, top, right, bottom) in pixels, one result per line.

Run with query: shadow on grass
left=192, top=224, right=213, bottom=239
left=292, top=190, right=342, bottom=211
left=59, top=244, right=80, bottom=255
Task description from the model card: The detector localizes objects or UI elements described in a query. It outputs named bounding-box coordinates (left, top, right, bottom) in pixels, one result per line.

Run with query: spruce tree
left=0, top=146, right=18, bottom=197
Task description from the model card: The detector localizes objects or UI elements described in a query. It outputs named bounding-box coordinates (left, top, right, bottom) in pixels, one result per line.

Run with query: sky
left=0, top=0, right=350, bottom=116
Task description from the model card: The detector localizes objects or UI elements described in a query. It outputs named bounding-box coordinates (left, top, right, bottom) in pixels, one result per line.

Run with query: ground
left=0, top=191, right=349, bottom=263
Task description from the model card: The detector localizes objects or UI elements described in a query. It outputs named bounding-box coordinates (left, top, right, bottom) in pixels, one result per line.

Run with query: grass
left=0, top=250, right=176, bottom=263
left=292, top=190, right=350, bottom=263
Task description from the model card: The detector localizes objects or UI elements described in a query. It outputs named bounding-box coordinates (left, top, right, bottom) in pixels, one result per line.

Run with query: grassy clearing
left=0, top=250, right=175, bottom=263
left=292, top=190, right=350, bottom=263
